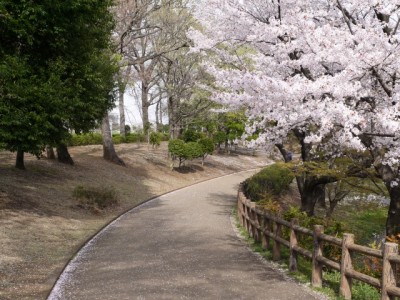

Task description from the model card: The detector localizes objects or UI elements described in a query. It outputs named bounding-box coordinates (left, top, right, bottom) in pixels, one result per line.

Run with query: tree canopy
left=191, top=0, right=400, bottom=235
left=0, top=0, right=116, bottom=163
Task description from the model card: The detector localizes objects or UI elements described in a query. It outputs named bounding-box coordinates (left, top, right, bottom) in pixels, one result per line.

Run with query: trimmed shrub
left=125, top=133, right=145, bottom=143
left=112, top=134, right=124, bottom=144
left=68, top=133, right=103, bottom=146
left=185, top=142, right=203, bottom=159
left=243, top=163, right=294, bottom=201
left=183, top=129, right=204, bottom=143
left=198, top=137, right=214, bottom=165
left=168, top=139, right=205, bottom=168
left=168, top=139, right=186, bottom=158
left=68, top=132, right=148, bottom=146
left=199, top=137, right=214, bottom=155
left=149, top=132, right=162, bottom=147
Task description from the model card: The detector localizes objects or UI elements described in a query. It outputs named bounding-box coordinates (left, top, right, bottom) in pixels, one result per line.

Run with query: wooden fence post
left=273, top=221, right=282, bottom=261
left=254, top=211, right=261, bottom=243
left=242, top=202, right=246, bottom=228
left=237, top=192, right=243, bottom=227
left=340, top=233, right=354, bottom=300
left=381, top=242, right=398, bottom=300
left=312, top=225, right=324, bottom=287
left=248, top=203, right=255, bottom=238
left=245, top=203, right=250, bottom=234
left=250, top=204, right=258, bottom=240
left=289, top=219, right=299, bottom=272
left=262, top=216, right=271, bottom=250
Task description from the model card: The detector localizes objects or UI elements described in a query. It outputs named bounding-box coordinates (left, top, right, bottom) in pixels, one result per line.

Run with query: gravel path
left=48, top=171, right=323, bottom=300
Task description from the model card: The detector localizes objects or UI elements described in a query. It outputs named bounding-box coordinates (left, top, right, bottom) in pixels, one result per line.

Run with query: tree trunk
left=119, top=86, right=126, bottom=137
left=141, top=82, right=150, bottom=136
left=298, top=176, right=326, bottom=216
left=224, top=139, right=229, bottom=154
left=385, top=184, right=400, bottom=237
left=101, top=113, right=125, bottom=166
left=159, top=100, right=163, bottom=128
left=155, top=101, right=160, bottom=131
left=15, top=149, right=25, bottom=170
left=57, top=143, right=74, bottom=165
left=46, top=146, right=56, bottom=159
left=168, top=95, right=181, bottom=139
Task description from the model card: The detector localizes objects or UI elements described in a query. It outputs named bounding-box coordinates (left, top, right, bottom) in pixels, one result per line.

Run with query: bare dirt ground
left=0, top=142, right=269, bottom=300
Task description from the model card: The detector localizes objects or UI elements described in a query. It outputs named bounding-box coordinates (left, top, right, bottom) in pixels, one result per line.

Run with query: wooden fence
left=237, top=185, right=400, bottom=300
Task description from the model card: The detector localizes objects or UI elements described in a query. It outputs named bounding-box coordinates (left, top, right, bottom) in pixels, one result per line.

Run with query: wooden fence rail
left=237, top=185, right=400, bottom=300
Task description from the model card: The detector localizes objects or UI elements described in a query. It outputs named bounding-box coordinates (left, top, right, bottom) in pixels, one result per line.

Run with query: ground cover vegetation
left=241, top=164, right=387, bottom=299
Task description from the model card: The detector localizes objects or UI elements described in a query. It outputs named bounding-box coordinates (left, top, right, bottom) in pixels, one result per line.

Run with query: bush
left=72, top=185, right=118, bottom=212
left=213, top=131, right=227, bottom=146
left=282, top=206, right=343, bottom=259
left=112, top=134, right=124, bottom=144
left=243, top=163, right=294, bottom=201
left=183, top=129, right=204, bottom=142
left=125, top=133, right=145, bottom=143
left=168, top=139, right=205, bottom=167
left=185, top=142, right=203, bottom=159
left=149, top=132, right=162, bottom=147
left=199, top=137, right=214, bottom=155
left=125, top=125, right=131, bottom=134
left=168, top=139, right=186, bottom=159
left=161, top=133, right=170, bottom=141
left=68, top=133, right=103, bottom=146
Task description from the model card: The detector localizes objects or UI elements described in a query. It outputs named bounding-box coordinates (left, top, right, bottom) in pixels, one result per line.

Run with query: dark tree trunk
left=385, top=184, right=400, bottom=237
left=15, top=149, right=25, bottom=170
left=141, top=82, right=150, bottom=136
left=159, top=100, right=163, bottom=128
left=276, top=144, right=290, bottom=162
left=155, top=101, right=160, bottom=131
left=57, top=143, right=74, bottom=165
left=119, top=86, right=126, bottom=137
left=168, top=96, right=182, bottom=139
left=46, top=146, right=56, bottom=159
left=101, top=114, right=125, bottom=166
left=297, top=175, right=326, bottom=216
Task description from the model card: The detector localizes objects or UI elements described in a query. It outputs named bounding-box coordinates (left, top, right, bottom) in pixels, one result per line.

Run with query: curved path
left=48, top=171, right=322, bottom=300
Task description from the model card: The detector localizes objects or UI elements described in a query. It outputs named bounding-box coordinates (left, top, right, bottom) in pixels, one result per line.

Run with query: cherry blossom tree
left=191, top=0, right=400, bottom=234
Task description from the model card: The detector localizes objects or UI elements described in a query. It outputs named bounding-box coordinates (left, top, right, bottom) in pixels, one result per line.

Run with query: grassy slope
left=0, top=143, right=268, bottom=300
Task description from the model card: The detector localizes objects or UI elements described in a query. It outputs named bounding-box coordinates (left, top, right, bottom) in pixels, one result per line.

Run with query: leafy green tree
left=183, top=129, right=203, bottom=143
left=198, top=137, right=214, bottom=166
left=0, top=0, right=116, bottom=169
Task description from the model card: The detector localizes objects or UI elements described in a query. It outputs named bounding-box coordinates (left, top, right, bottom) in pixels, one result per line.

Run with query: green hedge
left=68, top=132, right=149, bottom=146
left=243, top=163, right=294, bottom=201
left=68, top=133, right=103, bottom=146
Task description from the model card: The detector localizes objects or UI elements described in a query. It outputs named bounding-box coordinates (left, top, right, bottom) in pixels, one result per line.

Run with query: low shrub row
left=67, top=132, right=169, bottom=147
left=243, top=163, right=294, bottom=201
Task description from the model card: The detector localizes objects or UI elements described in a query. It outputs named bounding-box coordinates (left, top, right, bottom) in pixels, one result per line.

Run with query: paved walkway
left=48, top=171, right=322, bottom=300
